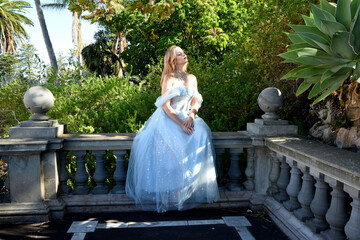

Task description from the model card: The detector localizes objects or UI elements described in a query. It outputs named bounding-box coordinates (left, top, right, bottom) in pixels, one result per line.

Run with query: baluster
left=294, top=167, right=314, bottom=221
left=227, top=148, right=243, bottom=191
left=215, top=148, right=225, bottom=183
left=321, top=181, right=349, bottom=240
left=267, top=151, right=280, bottom=196
left=306, top=174, right=330, bottom=233
left=111, top=151, right=127, bottom=194
left=72, top=151, right=90, bottom=195
left=274, top=156, right=290, bottom=203
left=58, top=151, right=71, bottom=195
left=283, top=160, right=302, bottom=211
left=243, top=148, right=255, bottom=191
left=91, top=151, right=109, bottom=194
left=0, top=171, right=4, bottom=202
left=344, top=189, right=360, bottom=240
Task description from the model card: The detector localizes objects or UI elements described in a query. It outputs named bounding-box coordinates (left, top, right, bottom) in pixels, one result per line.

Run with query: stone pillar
left=42, top=150, right=59, bottom=200
left=274, top=157, right=290, bottom=203
left=267, top=151, right=280, bottom=196
left=344, top=188, right=360, bottom=240
left=306, top=174, right=330, bottom=233
left=243, top=147, right=255, bottom=191
left=91, top=151, right=109, bottom=194
left=227, top=148, right=244, bottom=191
left=283, top=160, right=302, bottom=211
left=0, top=86, right=66, bottom=223
left=294, top=167, right=315, bottom=221
left=111, top=151, right=127, bottom=194
left=246, top=87, right=297, bottom=195
left=321, top=181, right=349, bottom=240
left=0, top=141, right=50, bottom=223
left=72, top=151, right=90, bottom=195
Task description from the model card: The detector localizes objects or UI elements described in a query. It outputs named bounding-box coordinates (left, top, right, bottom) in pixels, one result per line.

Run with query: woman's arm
left=161, top=77, right=193, bottom=135
left=184, top=75, right=200, bottom=130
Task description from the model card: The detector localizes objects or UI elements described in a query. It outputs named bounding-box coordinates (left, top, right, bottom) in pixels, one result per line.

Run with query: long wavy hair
left=160, top=46, right=188, bottom=86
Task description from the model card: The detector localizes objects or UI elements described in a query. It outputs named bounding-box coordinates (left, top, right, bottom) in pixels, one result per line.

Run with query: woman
left=125, top=46, right=219, bottom=213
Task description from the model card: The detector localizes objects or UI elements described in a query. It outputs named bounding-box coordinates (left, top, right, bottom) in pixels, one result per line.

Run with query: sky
left=23, top=0, right=100, bottom=64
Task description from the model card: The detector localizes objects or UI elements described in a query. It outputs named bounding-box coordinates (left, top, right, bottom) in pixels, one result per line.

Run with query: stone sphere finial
left=257, top=87, right=283, bottom=120
left=23, top=86, right=55, bottom=121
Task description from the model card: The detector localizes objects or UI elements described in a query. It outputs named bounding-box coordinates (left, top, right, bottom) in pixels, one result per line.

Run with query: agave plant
left=280, top=0, right=360, bottom=105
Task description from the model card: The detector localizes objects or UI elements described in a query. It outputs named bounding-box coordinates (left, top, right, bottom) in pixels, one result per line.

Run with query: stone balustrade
left=265, top=137, right=360, bottom=240
left=1, top=86, right=359, bottom=240
left=0, top=132, right=258, bottom=221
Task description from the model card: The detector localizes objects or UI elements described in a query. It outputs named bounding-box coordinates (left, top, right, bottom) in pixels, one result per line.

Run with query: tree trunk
left=112, top=32, right=126, bottom=77
left=72, top=11, right=82, bottom=64
left=34, top=0, right=57, bottom=70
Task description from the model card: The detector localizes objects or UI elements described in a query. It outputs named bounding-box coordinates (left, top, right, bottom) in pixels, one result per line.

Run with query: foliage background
left=1, top=0, right=320, bottom=135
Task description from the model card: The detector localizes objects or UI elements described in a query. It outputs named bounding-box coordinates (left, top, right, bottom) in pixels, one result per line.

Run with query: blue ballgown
left=125, top=85, right=220, bottom=213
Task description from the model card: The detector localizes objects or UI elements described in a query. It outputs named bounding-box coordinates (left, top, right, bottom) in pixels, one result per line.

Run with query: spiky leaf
left=336, top=0, right=351, bottom=30
left=288, top=43, right=315, bottom=50
left=303, top=15, right=315, bottom=26
left=320, top=20, right=347, bottom=37
left=330, top=32, right=356, bottom=59
left=285, top=33, right=305, bottom=44
left=350, top=0, right=360, bottom=19
left=350, top=6, right=360, bottom=54
left=354, top=62, right=360, bottom=79
left=320, top=0, right=336, bottom=16
left=321, top=69, right=351, bottom=89
left=311, top=39, right=332, bottom=54
left=313, top=80, right=344, bottom=104
left=296, top=81, right=313, bottom=96
left=311, top=4, right=337, bottom=31
left=281, top=66, right=308, bottom=79
left=294, top=67, right=326, bottom=79
left=308, top=81, right=322, bottom=98
left=289, top=25, right=330, bottom=43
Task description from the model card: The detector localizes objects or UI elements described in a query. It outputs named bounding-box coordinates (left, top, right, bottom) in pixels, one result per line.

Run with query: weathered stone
left=9, top=125, right=65, bottom=139
left=257, top=87, right=283, bottom=120
left=335, top=127, right=358, bottom=149
left=322, top=127, right=337, bottom=143
left=243, top=147, right=255, bottom=191
left=247, top=121, right=298, bottom=136
left=227, top=148, right=244, bottom=191
left=309, top=124, right=328, bottom=139
left=321, top=181, right=349, bottom=240
left=23, top=86, right=55, bottom=121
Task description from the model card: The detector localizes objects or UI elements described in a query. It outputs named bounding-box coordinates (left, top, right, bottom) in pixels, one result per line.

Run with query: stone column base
left=0, top=203, right=49, bottom=224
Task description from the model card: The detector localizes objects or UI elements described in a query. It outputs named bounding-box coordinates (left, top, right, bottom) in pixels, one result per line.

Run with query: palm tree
left=42, top=0, right=82, bottom=62
left=0, top=0, right=33, bottom=54
left=81, top=30, right=120, bottom=76
left=34, top=0, right=58, bottom=70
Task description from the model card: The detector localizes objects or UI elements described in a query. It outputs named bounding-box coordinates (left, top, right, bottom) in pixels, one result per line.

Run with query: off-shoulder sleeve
left=154, top=86, right=183, bottom=108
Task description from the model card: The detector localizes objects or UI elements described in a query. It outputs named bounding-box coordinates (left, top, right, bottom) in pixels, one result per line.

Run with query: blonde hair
left=160, top=46, right=187, bottom=86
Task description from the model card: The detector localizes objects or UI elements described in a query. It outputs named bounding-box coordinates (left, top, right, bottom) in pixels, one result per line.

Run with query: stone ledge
left=59, top=191, right=260, bottom=214
left=264, top=197, right=324, bottom=240
left=0, top=203, right=49, bottom=224
left=0, top=139, right=48, bottom=154
left=265, top=137, right=360, bottom=191
left=9, top=124, right=65, bottom=138
left=247, top=122, right=298, bottom=137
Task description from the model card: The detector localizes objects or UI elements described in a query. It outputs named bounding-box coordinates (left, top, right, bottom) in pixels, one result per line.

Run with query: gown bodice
left=154, top=85, right=203, bottom=120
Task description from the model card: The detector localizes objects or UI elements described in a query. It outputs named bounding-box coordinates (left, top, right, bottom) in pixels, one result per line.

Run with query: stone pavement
left=0, top=208, right=289, bottom=240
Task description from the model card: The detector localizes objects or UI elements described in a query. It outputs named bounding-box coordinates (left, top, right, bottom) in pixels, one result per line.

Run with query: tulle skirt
left=125, top=108, right=220, bottom=213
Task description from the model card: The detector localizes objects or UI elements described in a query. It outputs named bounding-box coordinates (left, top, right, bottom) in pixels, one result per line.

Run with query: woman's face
left=174, top=47, right=187, bottom=66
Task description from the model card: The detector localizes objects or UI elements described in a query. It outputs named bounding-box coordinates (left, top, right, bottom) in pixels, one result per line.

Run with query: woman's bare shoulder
left=162, top=75, right=176, bottom=94
left=186, top=74, right=197, bottom=87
